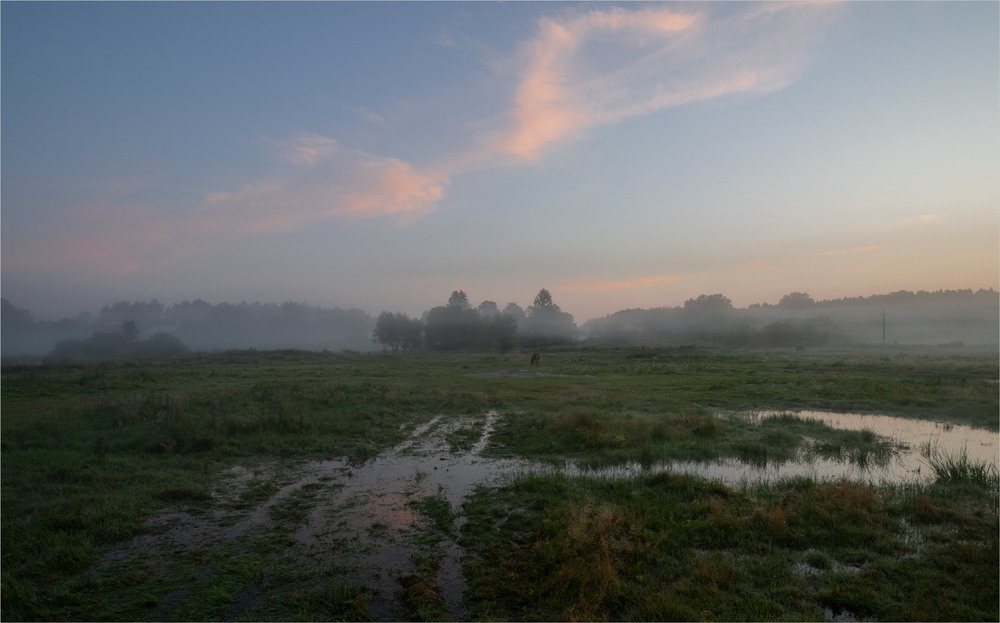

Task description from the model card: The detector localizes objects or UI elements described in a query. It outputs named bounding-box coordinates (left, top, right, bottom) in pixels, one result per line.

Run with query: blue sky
left=3, top=1, right=997, bottom=323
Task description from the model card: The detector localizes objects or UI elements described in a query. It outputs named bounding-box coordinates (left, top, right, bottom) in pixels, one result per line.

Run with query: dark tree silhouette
left=447, top=290, right=471, bottom=310
left=778, top=292, right=815, bottom=308
left=522, top=289, right=575, bottom=347
left=373, top=311, right=423, bottom=352
left=478, top=300, right=500, bottom=318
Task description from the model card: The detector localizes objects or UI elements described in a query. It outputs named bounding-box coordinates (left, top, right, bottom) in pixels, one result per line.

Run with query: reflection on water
left=279, top=411, right=535, bottom=620
left=789, top=411, right=997, bottom=464
left=102, top=410, right=538, bottom=621
left=96, top=408, right=998, bottom=620
left=566, top=411, right=999, bottom=487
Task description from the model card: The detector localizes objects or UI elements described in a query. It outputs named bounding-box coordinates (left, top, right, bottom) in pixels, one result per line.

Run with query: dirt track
left=93, top=410, right=533, bottom=620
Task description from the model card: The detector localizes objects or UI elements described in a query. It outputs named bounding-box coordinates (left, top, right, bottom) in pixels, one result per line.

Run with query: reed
left=921, top=442, right=999, bottom=489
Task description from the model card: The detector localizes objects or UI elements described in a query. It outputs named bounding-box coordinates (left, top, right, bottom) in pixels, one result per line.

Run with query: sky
left=2, top=1, right=998, bottom=324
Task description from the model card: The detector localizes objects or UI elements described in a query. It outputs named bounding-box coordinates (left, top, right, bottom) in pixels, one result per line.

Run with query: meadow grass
left=1, top=345, right=996, bottom=620
left=459, top=472, right=998, bottom=621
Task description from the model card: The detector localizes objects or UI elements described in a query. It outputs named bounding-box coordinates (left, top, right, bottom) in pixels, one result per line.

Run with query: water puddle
left=783, top=410, right=997, bottom=472
left=95, top=410, right=539, bottom=620
left=564, top=411, right=999, bottom=487
left=272, top=411, right=537, bottom=619
left=94, top=408, right=998, bottom=620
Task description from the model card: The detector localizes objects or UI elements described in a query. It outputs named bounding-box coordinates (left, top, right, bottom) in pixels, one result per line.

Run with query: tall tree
left=447, top=290, right=471, bottom=310
left=522, top=289, right=576, bottom=346
left=527, top=288, right=558, bottom=315
left=425, top=291, right=482, bottom=350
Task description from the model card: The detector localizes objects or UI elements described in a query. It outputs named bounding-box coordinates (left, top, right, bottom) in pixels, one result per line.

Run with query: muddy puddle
left=96, top=410, right=539, bottom=620
left=96, top=408, right=998, bottom=620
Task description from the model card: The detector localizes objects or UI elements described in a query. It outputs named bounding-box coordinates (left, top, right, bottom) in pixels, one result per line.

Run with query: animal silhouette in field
left=530, top=352, right=540, bottom=366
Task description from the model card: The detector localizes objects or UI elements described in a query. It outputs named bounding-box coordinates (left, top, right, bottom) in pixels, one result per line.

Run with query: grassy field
left=2, top=345, right=997, bottom=620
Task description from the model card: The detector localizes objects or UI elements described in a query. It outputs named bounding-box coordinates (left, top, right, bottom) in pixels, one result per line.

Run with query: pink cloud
left=8, top=4, right=843, bottom=284
left=557, top=275, right=683, bottom=293
left=7, top=133, right=451, bottom=280
left=494, top=3, right=835, bottom=161
left=498, top=57, right=586, bottom=161
left=496, top=8, right=695, bottom=161
left=342, top=160, right=446, bottom=220
left=195, top=138, right=447, bottom=233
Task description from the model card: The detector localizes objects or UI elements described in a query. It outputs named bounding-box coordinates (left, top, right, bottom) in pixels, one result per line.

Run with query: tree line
left=0, top=298, right=375, bottom=358
left=583, top=289, right=999, bottom=347
left=0, top=288, right=580, bottom=358
left=2, top=286, right=996, bottom=359
left=372, top=289, right=577, bottom=352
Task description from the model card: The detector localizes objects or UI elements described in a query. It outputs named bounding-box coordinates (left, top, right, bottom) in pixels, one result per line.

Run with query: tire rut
left=92, top=410, right=538, bottom=620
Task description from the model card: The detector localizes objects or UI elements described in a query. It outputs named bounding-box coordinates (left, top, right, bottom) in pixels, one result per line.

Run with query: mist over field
left=3, top=3, right=998, bottom=350
left=584, top=290, right=1000, bottom=349
left=2, top=288, right=997, bottom=360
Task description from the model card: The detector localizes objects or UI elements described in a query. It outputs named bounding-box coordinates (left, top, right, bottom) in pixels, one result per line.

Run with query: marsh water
left=100, top=408, right=998, bottom=620
left=570, top=410, right=999, bottom=487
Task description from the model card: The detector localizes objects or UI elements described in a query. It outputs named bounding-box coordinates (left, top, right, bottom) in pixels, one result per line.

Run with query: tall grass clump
left=921, top=442, right=999, bottom=489
left=804, top=428, right=901, bottom=469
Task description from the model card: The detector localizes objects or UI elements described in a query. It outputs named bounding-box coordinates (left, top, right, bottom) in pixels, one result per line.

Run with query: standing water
left=564, top=411, right=999, bottom=487
left=93, top=408, right=998, bottom=620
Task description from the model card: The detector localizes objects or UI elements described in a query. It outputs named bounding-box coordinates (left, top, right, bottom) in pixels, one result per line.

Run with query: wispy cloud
left=557, top=274, right=683, bottom=293
left=10, top=4, right=839, bottom=281
left=196, top=4, right=825, bottom=236
left=493, top=3, right=836, bottom=161
left=7, top=135, right=449, bottom=278
left=155, top=4, right=838, bottom=238
left=198, top=135, right=447, bottom=233
left=341, top=159, right=445, bottom=221
left=272, top=132, right=339, bottom=167
left=494, top=7, right=695, bottom=161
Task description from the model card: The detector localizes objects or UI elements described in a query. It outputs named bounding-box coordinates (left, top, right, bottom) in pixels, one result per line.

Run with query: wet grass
left=2, top=345, right=996, bottom=620
left=397, top=554, right=448, bottom=621
left=489, top=407, right=908, bottom=470
left=410, top=492, right=457, bottom=543
left=444, top=421, right=482, bottom=453
left=801, top=426, right=901, bottom=468
left=460, top=472, right=998, bottom=621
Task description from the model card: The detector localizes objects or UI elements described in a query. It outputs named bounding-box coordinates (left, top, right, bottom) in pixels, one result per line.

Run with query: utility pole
left=882, top=307, right=886, bottom=345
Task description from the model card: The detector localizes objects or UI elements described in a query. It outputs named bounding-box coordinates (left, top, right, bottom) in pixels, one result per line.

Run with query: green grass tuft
left=921, top=442, right=1000, bottom=489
